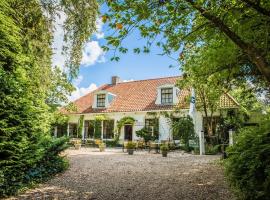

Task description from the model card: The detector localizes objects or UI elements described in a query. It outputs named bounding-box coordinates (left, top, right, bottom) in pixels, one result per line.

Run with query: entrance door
left=124, top=125, right=133, bottom=141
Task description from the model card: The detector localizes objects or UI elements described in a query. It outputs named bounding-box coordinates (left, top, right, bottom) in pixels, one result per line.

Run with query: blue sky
left=52, top=9, right=181, bottom=101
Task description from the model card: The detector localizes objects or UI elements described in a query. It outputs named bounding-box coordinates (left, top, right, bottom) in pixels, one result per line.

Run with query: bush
left=136, top=127, right=156, bottom=142
left=172, top=116, right=195, bottom=148
left=126, top=141, right=136, bottom=149
left=160, top=144, right=169, bottom=152
left=105, top=140, right=118, bottom=147
left=0, top=137, right=69, bottom=197
left=205, top=144, right=220, bottom=155
left=224, top=119, right=270, bottom=200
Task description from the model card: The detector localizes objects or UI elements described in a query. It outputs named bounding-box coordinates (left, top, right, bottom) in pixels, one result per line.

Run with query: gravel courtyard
left=8, top=148, right=234, bottom=200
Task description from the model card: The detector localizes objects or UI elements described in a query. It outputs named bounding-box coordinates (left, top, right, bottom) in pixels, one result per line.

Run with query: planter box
left=127, top=149, right=134, bottom=155
left=162, top=151, right=168, bottom=157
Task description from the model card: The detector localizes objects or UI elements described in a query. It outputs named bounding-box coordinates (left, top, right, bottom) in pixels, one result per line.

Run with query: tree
left=101, top=0, right=270, bottom=87
left=172, top=116, right=195, bottom=149
left=0, top=0, right=98, bottom=196
left=178, top=72, right=224, bottom=137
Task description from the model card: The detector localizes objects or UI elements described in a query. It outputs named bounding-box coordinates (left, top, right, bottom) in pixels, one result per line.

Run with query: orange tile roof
left=63, top=76, right=239, bottom=114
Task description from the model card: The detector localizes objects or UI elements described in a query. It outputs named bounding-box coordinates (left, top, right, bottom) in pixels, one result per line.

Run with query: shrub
left=205, top=144, right=220, bottom=155
left=126, top=141, right=136, bottom=149
left=224, top=119, right=270, bottom=200
left=0, top=137, right=69, bottom=197
left=172, top=116, right=195, bottom=148
left=160, top=144, right=169, bottom=152
left=105, top=140, right=118, bottom=147
left=136, top=127, right=156, bottom=142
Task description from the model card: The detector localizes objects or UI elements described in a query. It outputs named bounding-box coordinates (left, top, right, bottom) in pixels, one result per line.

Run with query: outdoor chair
left=137, top=140, right=145, bottom=150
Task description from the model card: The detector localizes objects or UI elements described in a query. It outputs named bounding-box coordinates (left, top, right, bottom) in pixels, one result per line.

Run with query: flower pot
left=74, top=144, right=81, bottom=150
left=99, top=146, right=105, bottom=152
left=162, top=151, right=168, bottom=157
left=127, top=149, right=134, bottom=155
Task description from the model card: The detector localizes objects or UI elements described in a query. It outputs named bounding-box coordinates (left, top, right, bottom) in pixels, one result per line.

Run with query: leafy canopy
left=101, top=0, right=270, bottom=88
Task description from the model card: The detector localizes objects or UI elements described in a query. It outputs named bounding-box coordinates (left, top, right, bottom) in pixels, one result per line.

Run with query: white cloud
left=52, top=14, right=106, bottom=70
left=73, top=75, right=83, bottom=87
left=95, top=18, right=104, bottom=39
left=52, top=12, right=66, bottom=71
left=81, top=41, right=105, bottom=66
left=69, top=83, right=97, bottom=102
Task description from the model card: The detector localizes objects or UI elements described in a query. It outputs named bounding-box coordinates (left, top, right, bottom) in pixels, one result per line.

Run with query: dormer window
left=161, top=88, right=173, bottom=104
left=97, top=94, right=106, bottom=107
left=155, top=84, right=179, bottom=105
left=93, top=91, right=116, bottom=109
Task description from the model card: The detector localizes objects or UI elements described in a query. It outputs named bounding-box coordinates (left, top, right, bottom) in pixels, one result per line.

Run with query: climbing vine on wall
left=114, top=116, right=135, bottom=142
left=93, top=114, right=108, bottom=139
left=77, top=115, right=84, bottom=138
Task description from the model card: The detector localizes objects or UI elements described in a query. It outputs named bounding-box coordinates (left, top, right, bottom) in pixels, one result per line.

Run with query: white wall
left=67, top=110, right=206, bottom=141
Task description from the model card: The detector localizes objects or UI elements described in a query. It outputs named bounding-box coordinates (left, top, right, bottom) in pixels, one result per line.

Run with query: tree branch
left=185, top=0, right=270, bottom=83
left=241, top=0, right=270, bottom=17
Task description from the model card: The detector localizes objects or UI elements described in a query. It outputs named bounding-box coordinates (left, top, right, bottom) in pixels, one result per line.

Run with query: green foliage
left=42, top=0, right=99, bottom=78
left=136, top=127, right=156, bottom=142
left=224, top=116, right=270, bottom=199
left=115, top=116, right=135, bottom=141
left=94, top=120, right=102, bottom=139
left=205, top=144, right=220, bottom=155
left=0, top=0, right=98, bottom=196
left=0, top=137, right=69, bottom=196
left=160, top=144, right=169, bottom=152
left=77, top=115, right=84, bottom=138
left=126, top=141, right=136, bottom=149
left=103, top=0, right=270, bottom=88
left=172, top=116, right=195, bottom=148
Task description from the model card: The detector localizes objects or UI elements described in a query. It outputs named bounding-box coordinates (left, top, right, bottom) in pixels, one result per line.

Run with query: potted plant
left=74, top=139, right=81, bottom=150
left=126, top=141, right=136, bottom=155
left=99, top=142, right=106, bottom=152
left=160, top=144, right=169, bottom=157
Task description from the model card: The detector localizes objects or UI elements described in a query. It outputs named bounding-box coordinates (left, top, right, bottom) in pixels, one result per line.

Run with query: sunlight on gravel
left=8, top=148, right=234, bottom=200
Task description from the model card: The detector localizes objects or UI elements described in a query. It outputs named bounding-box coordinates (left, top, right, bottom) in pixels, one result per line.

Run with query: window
left=103, top=120, right=114, bottom=139
left=84, top=120, right=95, bottom=139
left=56, top=124, right=67, bottom=137
left=161, top=88, right=173, bottom=104
left=69, top=123, right=78, bottom=138
left=145, top=118, right=159, bottom=140
left=97, top=94, right=106, bottom=107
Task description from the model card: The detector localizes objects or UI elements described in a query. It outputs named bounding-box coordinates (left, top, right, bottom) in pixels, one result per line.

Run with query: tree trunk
left=186, top=0, right=270, bottom=83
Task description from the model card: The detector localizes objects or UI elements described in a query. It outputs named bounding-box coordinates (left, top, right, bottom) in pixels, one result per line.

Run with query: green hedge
left=0, top=137, right=69, bottom=197
left=224, top=119, right=270, bottom=199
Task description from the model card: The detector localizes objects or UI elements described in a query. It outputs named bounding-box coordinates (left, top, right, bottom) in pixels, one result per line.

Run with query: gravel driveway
left=8, top=148, right=234, bottom=200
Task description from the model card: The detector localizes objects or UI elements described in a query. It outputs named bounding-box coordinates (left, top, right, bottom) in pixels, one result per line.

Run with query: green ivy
left=77, top=115, right=84, bottom=138
left=115, top=116, right=135, bottom=142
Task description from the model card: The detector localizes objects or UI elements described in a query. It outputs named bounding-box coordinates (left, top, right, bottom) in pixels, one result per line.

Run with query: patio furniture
left=137, top=140, right=145, bottom=150
left=149, top=141, right=160, bottom=153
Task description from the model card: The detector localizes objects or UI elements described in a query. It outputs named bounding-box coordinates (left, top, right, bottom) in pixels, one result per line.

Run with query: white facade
left=65, top=110, right=205, bottom=142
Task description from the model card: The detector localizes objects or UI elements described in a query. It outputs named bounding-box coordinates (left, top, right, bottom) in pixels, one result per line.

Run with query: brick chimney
left=111, top=76, right=120, bottom=85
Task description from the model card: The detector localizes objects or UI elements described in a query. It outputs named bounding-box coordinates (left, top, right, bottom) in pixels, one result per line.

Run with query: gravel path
left=7, top=148, right=234, bottom=200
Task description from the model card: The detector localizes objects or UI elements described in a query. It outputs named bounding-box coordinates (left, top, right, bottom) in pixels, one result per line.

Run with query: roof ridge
left=117, top=75, right=182, bottom=84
